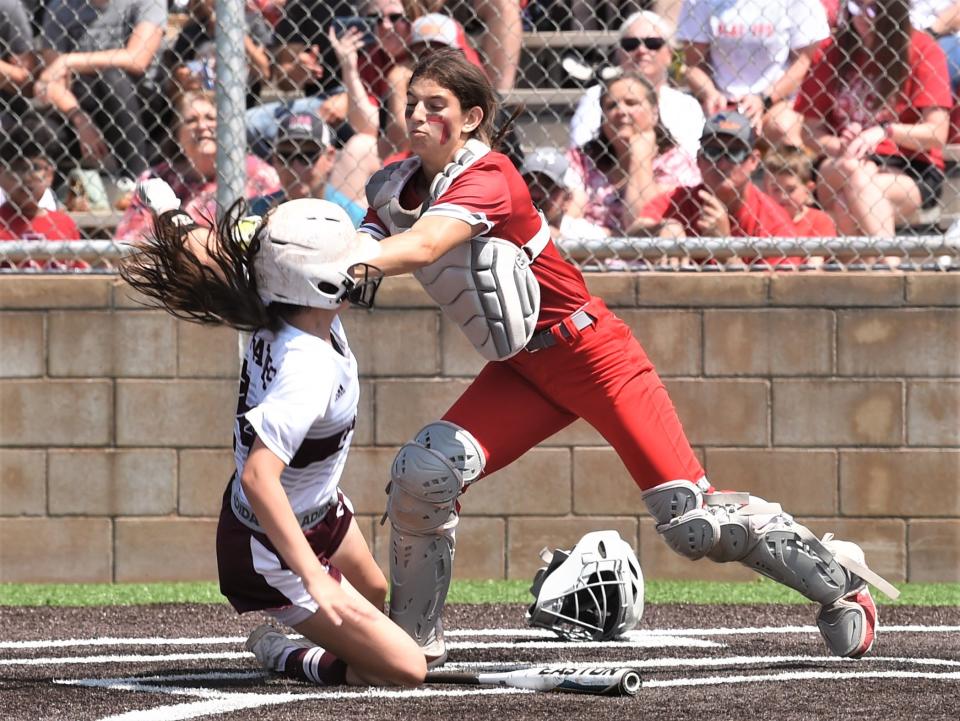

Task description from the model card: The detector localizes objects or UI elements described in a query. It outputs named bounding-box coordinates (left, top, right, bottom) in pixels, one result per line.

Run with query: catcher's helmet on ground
left=526, top=530, right=644, bottom=641
left=253, top=198, right=383, bottom=310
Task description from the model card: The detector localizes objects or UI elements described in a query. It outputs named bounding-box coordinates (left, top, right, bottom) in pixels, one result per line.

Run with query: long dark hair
left=119, top=201, right=289, bottom=333
left=837, top=0, right=911, bottom=111
left=584, top=73, right=678, bottom=174
left=408, top=47, right=522, bottom=150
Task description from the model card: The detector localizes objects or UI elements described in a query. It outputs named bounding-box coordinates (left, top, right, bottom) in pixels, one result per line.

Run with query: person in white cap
left=519, top=146, right=607, bottom=242
left=119, top=197, right=426, bottom=689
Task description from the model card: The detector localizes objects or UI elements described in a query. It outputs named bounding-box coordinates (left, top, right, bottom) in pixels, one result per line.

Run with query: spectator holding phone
left=166, top=0, right=272, bottom=106
left=569, top=10, right=705, bottom=157
left=639, top=111, right=797, bottom=240
left=520, top=146, right=608, bottom=243
left=677, top=0, right=830, bottom=149
left=247, top=1, right=380, bottom=172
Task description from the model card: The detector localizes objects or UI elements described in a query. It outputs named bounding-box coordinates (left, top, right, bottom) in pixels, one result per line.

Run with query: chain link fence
left=1, top=0, right=959, bottom=272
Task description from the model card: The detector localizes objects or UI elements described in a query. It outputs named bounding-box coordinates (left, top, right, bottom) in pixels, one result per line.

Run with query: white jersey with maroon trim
left=232, top=317, right=358, bottom=515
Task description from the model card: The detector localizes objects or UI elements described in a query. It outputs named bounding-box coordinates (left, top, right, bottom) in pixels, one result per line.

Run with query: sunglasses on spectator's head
left=699, top=143, right=751, bottom=164
left=620, top=36, right=667, bottom=52
left=374, top=12, right=406, bottom=25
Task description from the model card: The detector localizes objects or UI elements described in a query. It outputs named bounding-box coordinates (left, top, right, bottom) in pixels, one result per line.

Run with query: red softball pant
left=442, top=297, right=705, bottom=491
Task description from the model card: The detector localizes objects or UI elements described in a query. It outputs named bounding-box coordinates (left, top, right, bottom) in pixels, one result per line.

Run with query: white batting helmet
left=253, top=198, right=382, bottom=309
left=526, top=530, right=644, bottom=641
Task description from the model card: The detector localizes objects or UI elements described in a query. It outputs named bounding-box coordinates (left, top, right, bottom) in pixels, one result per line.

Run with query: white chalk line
left=52, top=679, right=531, bottom=721
left=1, top=652, right=250, bottom=666
left=444, top=655, right=960, bottom=671
left=644, top=669, right=960, bottom=688
left=50, top=657, right=960, bottom=721
left=4, top=624, right=957, bottom=650
left=27, top=626, right=958, bottom=721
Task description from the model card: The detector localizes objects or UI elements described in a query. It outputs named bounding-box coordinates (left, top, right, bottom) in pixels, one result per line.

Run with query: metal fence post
left=214, top=0, right=248, bottom=214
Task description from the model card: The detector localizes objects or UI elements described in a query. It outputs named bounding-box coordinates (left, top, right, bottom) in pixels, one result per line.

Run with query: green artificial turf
left=1, top=579, right=957, bottom=607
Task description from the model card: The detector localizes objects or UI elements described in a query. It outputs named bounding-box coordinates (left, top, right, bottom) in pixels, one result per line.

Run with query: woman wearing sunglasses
left=796, top=0, right=951, bottom=239
left=569, top=11, right=705, bottom=157
left=677, top=0, right=830, bottom=148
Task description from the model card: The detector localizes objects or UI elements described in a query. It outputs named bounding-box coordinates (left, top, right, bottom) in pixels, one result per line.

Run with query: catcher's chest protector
left=366, top=140, right=545, bottom=360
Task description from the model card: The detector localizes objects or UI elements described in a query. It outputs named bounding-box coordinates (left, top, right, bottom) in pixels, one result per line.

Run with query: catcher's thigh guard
left=386, top=421, right=485, bottom=652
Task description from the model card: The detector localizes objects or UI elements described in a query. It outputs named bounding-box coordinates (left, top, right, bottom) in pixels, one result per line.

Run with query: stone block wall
left=1, top=273, right=958, bottom=584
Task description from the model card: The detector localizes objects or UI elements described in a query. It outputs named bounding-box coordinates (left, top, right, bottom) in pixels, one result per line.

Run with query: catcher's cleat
left=245, top=624, right=312, bottom=673
left=817, top=585, right=878, bottom=659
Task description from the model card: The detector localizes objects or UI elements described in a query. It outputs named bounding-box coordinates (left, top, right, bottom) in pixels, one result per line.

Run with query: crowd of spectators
left=0, top=0, right=956, bottom=271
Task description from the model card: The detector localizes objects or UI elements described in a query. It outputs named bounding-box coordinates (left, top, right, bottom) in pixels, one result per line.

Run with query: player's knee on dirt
left=386, top=421, right=486, bottom=647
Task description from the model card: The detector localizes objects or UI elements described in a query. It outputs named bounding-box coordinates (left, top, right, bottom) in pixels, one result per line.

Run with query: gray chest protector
left=365, top=140, right=546, bottom=361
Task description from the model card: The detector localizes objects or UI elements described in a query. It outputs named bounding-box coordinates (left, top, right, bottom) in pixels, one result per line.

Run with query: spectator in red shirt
left=640, top=111, right=797, bottom=245
left=796, top=0, right=951, bottom=237
left=0, top=118, right=86, bottom=270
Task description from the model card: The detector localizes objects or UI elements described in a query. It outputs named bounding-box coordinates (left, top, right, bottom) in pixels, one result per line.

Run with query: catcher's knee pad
left=386, top=421, right=485, bottom=535
left=641, top=479, right=720, bottom=560
left=386, top=421, right=485, bottom=650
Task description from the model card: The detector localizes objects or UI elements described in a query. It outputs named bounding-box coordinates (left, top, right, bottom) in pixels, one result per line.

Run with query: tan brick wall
left=1, top=274, right=957, bottom=583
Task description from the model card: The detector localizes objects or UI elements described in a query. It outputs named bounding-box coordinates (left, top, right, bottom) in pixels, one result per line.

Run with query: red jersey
left=795, top=31, right=951, bottom=168
left=793, top=206, right=837, bottom=237
left=639, top=183, right=798, bottom=237
left=360, top=151, right=590, bottom=329
left=0, top=204, right=80, bottom=241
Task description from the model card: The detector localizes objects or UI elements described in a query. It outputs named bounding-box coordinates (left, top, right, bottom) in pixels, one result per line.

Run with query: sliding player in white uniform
left=120, top=198, right=426, bottom=687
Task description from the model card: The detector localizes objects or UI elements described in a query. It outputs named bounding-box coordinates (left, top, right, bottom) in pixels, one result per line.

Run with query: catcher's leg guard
left=641, top=479, right=899, bottom=658
left=385, top=421, right=485, bottom=664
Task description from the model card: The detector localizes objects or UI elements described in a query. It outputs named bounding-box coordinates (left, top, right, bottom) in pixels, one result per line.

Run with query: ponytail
left=120, top=201, right=285, bottom=332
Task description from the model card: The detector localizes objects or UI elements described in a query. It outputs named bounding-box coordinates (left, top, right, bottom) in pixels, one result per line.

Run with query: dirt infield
left=1, top=602, right=958, bottom=721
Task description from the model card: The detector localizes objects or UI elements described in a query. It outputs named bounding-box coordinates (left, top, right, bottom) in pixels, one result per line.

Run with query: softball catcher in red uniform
left=358, top=49, right=898, bottom=667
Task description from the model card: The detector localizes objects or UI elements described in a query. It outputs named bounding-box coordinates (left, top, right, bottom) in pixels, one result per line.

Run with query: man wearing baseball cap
left=639, top=111, right=797, bottom=239
left=249, top=111, right=365, bottom=225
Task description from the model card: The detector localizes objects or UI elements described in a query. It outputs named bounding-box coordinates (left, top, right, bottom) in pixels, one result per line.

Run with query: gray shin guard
left=385, top=422, right=485, bottom=655
left=641, top=480, right=897, bottom=607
